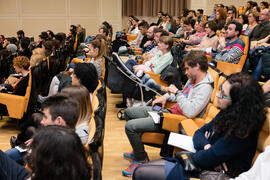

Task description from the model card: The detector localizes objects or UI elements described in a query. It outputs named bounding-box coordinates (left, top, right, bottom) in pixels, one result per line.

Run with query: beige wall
left=0, top=0, right=122, bottom=40
left=188, top=0, right=263, bottom=16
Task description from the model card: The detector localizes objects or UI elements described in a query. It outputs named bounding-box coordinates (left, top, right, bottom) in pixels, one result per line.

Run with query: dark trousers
left=0, top=150, right=29, bottom=180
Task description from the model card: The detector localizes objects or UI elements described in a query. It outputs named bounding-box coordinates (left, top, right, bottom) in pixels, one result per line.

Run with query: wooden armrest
left=206, top=55, right=213, bottom=62
left=127, top=35, right=138, bottom=42
left=0, top=93, right=26, bottom=119
left=180, top=119, right=200, bottom=136
left=216, top=61, right=242, bottom=75
left=141, top=132, right=165, bottom=145
left=162, top=113, right=187, bottom=133
left=71, top=58, right=84, bottom=63
left=145, top=71, right=168, bottom=87
left=154, top=95, right=176, bottom=108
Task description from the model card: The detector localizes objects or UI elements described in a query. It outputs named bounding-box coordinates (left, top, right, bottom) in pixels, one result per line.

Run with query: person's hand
left=152, top=96, right=167, bottom=108
left=214, top=162, right=228, bottom=172
left=167, top=84, right=179, bottom=94
left=144, top=40, right=152, bottom=47
left=218, top=37, right=226, bottom=48
left=204, top=144, right=211, bottom=150
left=133, top=65, right=139, bottom=71
left=204, top=131, right=211, bottom=150
left=25, top=138, right=33, bottom=147
left=0, top=86, right=6, bottom=91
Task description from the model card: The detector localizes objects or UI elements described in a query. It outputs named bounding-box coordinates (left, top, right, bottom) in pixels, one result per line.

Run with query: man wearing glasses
left=250, top=9, right=270, bottom=45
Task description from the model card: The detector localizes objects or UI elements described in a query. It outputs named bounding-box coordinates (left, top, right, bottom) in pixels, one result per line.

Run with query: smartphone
left=152, top=103, right=162, bottom=111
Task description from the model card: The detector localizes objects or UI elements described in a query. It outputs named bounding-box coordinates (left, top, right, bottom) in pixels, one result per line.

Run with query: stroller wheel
left=117, top=109, right=125, bottom=120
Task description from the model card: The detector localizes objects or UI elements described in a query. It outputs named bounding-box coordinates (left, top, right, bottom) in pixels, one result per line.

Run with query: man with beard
left=122, top=51, right=214, bottom=177
left=211, top=21, right=245, bottom=64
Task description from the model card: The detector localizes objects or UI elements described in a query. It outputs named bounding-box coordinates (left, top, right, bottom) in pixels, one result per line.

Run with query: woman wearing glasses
left=133, top=73, right=266, bottom=180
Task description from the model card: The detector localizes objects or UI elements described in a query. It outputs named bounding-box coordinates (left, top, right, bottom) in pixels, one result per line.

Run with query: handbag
left=200, top=170, right=230, bottom=180
left=175, top=151, right=201, bottom=173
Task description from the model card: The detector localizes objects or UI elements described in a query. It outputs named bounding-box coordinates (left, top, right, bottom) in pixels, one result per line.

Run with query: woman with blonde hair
left=61, top=85, right=92, bottom=145
left=30, top=54, right=44, bottom=67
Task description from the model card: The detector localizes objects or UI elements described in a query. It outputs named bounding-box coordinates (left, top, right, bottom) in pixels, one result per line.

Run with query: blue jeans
left=5, top=148, right=26, bottom=165
left=125, top=59, right=138, bottom=72
left=141, top=74, right=161, bottom=91
left=252, top=57, right=262, bottom=80
left=0, top=150, right=29, bottom=180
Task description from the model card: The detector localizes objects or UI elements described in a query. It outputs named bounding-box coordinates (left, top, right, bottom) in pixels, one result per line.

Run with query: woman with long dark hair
left=0, top=125, right=92, bottom=180
left=133, top=73, right=267, bottom=180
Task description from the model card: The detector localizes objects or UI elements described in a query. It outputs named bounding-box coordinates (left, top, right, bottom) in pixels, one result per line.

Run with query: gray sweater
left=164, top=71, right=214, bottom=118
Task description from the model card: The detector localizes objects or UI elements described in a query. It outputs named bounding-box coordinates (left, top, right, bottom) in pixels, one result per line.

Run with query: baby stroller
left=107, top=52, right=163, bottom=119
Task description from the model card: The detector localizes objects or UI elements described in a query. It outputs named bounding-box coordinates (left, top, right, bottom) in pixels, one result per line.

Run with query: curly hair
left=13, top=56, right=30, bottom=70
left=26, top=125, right=91, bottom=180
left=214, top=73, right=266, bottom=139
left=216, top=8, right=227, bottom=20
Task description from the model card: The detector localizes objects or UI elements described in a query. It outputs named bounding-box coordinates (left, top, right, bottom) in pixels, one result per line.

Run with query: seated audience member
left=186, top=21, right=218, bottom=53
left=134, top=36, right=173, bottom=91
left=38, top=63, right=98, bottom=102
left=16, top=30, right=25, bottom=46
left=196, top=9, right=204, bottom=21
left=211, top=21, right=245, bottom=64
left=6, top=43, right=18, bottom=56
left=29, top=54, right=44, bottom=67
left=122, top=51, right=214, bottom=177
left=171, top=17, right=186, bottom=38
left=250, top=9, right=270, bottom=49
left=46, top=30, right=55, bottom=40
left=250, top=34, right=270, bottom=79
left=238, top=14, right=249, bottom=34
left=0, top=126, right=91, bottom=180
left=141, top=28, right=169, bottom=61
left=128, top=17, right=140, bottom=35
left=208, top=4, right=218, bottom=21
left=156, top=11, right=163, bottom=26
left=226, top=8, right=236, bottom=23
left=176, top=18, right=196, bottom=44
left=36, top=31, right=48, bottom=49
left=84, top=38, right=106, bottom=77
left=181, top=20, right=206, bottom=47
left=0, top=34, right=5, bottom=50
left=244, top=10, right=259, bottom=36
left=5, top=94, right=80, bottom=163
left=245, top=1, right=253, bottom=15
left=133, top=21, right=150, bottom=51
left=214, top=8, right=227, bottom=30
left=172, top=16, right=181, bottom=34
left=133, top=35, right=173, bottom=76
left=61, top=85, right=92, bottom=145
left=159, top=13, right=170, bottom=31
left=126, top=15, right=135, bottom=32
left=133, top=73, right=266, bottom=180
left=0, top=56, right=30, bottom=96
left=18, top=37, right=31, bottom=59
left=260, top=1, right=269, bottom=11
left=187, top=10, right=196, bottom=20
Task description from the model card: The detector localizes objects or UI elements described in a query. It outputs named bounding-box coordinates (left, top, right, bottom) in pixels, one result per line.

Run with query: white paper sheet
left=168, top=132, right=196, bottom=153
left=148, top=111, right=160, bottom=124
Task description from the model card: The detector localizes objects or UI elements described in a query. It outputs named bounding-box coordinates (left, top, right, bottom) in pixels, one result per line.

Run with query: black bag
left=261, top=50, right=270, bottom=80
left=200, top=170, right=230, bottom=180
left=160, top=65, right=182, bottom=90
left=175, top=151, right=201, bottom=173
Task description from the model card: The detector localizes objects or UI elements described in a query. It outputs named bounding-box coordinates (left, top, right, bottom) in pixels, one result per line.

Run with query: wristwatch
left=176, top=90, right=181, bottom=94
